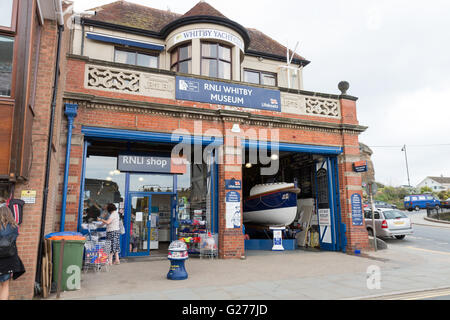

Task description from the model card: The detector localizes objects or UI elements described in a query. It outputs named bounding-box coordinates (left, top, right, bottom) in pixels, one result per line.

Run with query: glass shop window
left=0, top=0, right=14, bottom=29
left=176, top=161, right=215, bottom=252
left=83, top=155, right=126, bottom=223
left=129, top=174, right=173, bottom=192
left=115, top=48, right=158, bottom=68
left=0, top=36, right=14, bottom=97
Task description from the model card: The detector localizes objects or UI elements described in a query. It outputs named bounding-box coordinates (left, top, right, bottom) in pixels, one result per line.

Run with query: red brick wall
left=10, top=19, right=58, bottom=300
left=338, top=98, right=370, bottom=251
left=9, top=3, right=72, bottom=299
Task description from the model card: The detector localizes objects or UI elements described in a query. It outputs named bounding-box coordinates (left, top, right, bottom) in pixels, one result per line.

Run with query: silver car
left=364, top=208, right=413, bottom=240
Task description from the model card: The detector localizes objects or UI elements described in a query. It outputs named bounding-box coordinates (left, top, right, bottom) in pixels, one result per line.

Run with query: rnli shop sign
left=117, top=154, right=187, bottom=174
left=176, top=76, right=281, bottom=112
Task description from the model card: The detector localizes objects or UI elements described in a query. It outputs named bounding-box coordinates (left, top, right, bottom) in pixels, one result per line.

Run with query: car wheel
left=367, top=228, right=373, bottom=237
left=435, top=205, right=440, bottom=210
left=407, top=208, right=413, bottom=212
left=414, top=206, right=420, bottom=211
left=395, top=235, right=406, bottom=240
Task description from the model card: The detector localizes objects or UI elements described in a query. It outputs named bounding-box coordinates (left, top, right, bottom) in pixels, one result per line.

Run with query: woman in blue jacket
left=0, top=204, right=25, bottom=300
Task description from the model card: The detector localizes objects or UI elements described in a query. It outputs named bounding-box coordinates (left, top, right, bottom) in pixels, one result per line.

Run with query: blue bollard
left=167, top=240, right=188, bottom=280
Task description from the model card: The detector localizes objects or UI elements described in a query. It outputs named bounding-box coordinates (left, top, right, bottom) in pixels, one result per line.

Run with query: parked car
left=363, top=200, right=396, bottom=209
left=364, top=208, right=413, bottom=240
left=442, top=198, right=450, bottom=209
left=374, top=200, right=397, bottom=209
left=404, top=194, right=441, bottom=211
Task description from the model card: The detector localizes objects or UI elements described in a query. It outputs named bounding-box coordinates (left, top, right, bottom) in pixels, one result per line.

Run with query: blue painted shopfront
left=243, top=139, right=346, bottom=252
left=75, top=126, right=346, bottom=256
left=77, top=126, right=220, bottom=258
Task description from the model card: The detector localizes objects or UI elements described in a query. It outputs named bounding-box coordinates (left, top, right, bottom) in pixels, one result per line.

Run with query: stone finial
left=338, top=81, right=350, bottom=95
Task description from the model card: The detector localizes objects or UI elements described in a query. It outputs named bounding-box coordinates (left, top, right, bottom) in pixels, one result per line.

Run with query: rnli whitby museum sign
left=176, top=76, right=281, bottom=112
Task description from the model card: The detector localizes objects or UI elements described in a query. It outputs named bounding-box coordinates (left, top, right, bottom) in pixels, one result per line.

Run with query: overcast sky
left=70, top=0, right=450, bottom=187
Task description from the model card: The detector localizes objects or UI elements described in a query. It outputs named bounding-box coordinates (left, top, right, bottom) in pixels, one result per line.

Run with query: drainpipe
left=35, top=22, right=64, bottom=295
left=60, top=104, right=78, bottom=232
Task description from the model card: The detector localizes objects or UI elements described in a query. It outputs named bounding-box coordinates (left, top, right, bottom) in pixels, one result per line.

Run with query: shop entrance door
left=127, top=193, right=152, bottom=256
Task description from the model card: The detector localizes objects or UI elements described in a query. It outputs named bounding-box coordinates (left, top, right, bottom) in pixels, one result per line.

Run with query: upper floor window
left=171, top=44, right=192, bottom=74
left=244, top=69, right=277, bottom=86
left=115, top=48, right=158, bottom=68
left=0, top=35, right=14, bottom=97
left=201, top=42, right=231, bottom=80
left=0, top=0, right=15, bottom=30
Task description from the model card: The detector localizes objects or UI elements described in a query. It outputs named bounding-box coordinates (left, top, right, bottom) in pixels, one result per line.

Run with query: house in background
left=416, top=176, right=450, bottom=192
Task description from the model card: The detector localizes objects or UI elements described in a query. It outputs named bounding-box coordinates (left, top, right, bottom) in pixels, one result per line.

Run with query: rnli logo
left=179, top=79, right=199, bottom=92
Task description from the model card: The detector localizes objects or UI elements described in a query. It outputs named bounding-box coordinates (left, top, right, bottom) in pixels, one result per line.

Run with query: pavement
left=45, top=212, right=450, bottom=300
left=408, top=210, right=450, bottom=228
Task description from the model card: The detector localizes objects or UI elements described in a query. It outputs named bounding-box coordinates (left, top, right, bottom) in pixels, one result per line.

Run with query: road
left=376, top=210, right=450, bottom=300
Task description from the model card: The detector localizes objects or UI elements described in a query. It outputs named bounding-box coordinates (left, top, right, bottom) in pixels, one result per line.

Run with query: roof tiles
left=86, top=0, right=306, bottom=63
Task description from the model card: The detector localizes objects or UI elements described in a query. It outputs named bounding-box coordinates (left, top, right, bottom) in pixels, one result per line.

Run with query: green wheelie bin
left=47, top=232, right=86, bottom=292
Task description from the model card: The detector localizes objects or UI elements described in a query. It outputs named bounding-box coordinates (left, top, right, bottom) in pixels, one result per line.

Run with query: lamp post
left=401, top=145, right=411, bottom=187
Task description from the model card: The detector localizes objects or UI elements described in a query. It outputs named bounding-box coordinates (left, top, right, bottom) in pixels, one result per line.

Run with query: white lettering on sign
left=146, top=158, right=168, bottom=168
left=173, top=28, right=244, bottom=52
left=121, top=156, right=168, bottom=168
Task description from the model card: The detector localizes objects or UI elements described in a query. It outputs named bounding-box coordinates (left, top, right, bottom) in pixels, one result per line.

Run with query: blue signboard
left=353, top=161, right=368, bottom=173
left=176, top=76, right=281, bottom=112
left=225, top=179, right=242, bottom=190
left=351, top=193, right=364, bottom=226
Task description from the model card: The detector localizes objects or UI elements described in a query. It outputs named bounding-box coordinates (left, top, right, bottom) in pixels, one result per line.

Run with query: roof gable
left=428, top=176, right=450, bottom=184
left=181, top=1, right=228, bottom=19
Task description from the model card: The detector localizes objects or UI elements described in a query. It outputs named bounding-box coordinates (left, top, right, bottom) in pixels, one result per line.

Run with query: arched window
left=201, top=42, right=231, bottom=80
left=170, top=43, right=192, bottom=73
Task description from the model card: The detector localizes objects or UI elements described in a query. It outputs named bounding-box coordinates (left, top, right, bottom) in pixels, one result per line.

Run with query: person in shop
left=98, top=203, right=121, bottom=265
left=129, top=212, right=138, bottom=252
left=83, top=199, right=102, bottom=223
left=0, top=202, right=25, bottom=300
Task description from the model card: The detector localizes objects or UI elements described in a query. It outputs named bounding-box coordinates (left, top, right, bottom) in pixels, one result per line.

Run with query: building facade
left=6, top=0, right=371, bottom=299
left=61, top=0, right=369, bottom=256
left=417, top=176, right=450, bottom=192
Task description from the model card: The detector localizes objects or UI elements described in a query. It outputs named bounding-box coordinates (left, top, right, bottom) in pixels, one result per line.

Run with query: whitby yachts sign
left=173, top=28, right=244, bottom=52
left=176, top=76, right=281, bottom=112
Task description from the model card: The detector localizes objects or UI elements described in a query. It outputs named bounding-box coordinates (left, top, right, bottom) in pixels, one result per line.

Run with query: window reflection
left=0, top=36, right=14, bottom=96
left=0, top=0, right=14, bottom=28
left=201, top=42, right=231, bottom=80
left=171, top=43, right=192, bottom=73
left=129, top=174, right=173, bottom=192
left=83, top=156, right=125, bottom=223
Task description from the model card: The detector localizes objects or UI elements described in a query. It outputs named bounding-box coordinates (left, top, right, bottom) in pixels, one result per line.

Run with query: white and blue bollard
left=270, top=226, right=285, bottom=251
left=167, top=240, right=188, bottom=280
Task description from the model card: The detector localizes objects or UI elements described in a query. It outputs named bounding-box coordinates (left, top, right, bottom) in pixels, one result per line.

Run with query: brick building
left=5, top=0, right=370, bottom=299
